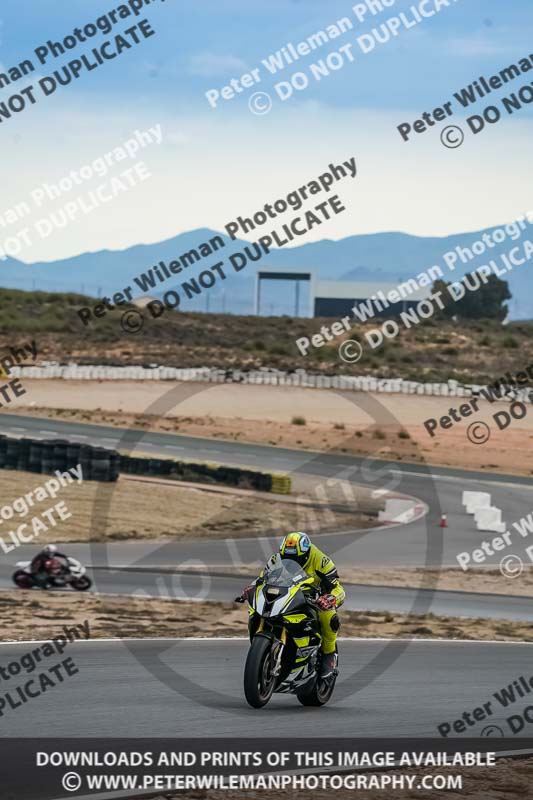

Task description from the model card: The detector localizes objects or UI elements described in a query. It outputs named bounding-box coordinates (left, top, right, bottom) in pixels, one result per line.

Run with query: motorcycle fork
left=272, top=627, right=287, bottom=677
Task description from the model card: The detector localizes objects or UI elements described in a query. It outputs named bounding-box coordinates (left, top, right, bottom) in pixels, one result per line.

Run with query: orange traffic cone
left=440, top=513, right=447, bottom=528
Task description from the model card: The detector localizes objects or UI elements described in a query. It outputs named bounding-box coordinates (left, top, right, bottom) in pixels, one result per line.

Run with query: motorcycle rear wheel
left=297, top=673, right=337, bottom=706
left=71, top=576, right=92, bottom=591
left=244, top=636, right=276, bottom=708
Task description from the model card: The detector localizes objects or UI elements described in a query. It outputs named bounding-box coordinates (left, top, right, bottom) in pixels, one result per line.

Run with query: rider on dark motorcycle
left=243, top=532, right=345, bottom=678
left=30, top=544, right=68, bottom=588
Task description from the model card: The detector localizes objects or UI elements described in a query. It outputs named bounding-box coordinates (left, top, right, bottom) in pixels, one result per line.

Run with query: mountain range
left=0, top=225, right=530, bottom=318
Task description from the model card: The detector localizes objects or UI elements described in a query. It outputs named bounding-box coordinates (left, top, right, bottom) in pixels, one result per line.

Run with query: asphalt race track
left=1, top=415, right=533, bottom=765
left=1, top=414, right=532, bottom=621
left=1, top=639, right=533, bottom=740
left=1, top=565, right=532, bottom=622
left=1, top=414, right=532, bottom=569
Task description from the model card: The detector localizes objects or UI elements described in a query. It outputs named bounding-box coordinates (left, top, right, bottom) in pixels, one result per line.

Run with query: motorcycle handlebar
left=234, top=596, right=245, bottom=603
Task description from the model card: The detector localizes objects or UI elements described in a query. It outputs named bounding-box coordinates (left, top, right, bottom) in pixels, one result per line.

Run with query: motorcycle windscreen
left=264, top=558, right=306, bottom=588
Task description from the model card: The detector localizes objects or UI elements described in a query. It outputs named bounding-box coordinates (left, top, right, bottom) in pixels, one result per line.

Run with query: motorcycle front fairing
left=247, top=559, right=322, bottom=693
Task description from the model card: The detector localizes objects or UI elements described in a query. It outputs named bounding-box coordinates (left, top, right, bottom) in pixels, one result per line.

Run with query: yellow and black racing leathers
left=256, top=544, right=345, bottom=654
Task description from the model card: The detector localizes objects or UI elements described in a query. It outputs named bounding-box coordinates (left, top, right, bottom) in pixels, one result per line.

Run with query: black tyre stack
left=217, top=466, right=239, bottom=486
left=67, top=441, right=81, bottom=470
left=119, top=455, right=132, bottom=474
left=5, top=437, right=21, bottom=470
left=80, top=444, right=93, bottom=481
left=0, top=434, right=119, bottom=483
left=90, top=447, right=109, bottom=482
left=90, top=447, right=119, bottom=483
left=28, top=440, right=43, bottom=473
left=115, top=452, right=283, bottom=492
left=257, top=473, right=273, bottom=492
left=149, top=458, right=172, bottom=476
left=16, top=438, right=31, bottom=472
left=52, top=440, right=69, bottom=473
left=109, top=451, right=120, bottom=482
left=0, top=433, right=288, bottom=491
left=40, top=440, right=55, bottom=474
left=0, top=435, right=8, bottom=469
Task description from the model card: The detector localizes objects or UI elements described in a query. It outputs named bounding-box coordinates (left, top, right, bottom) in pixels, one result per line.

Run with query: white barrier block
left=464, top=492, right=491, bottom=514
left=378, top=499, right=416, bottom=523
left=475, top=508, right=506, bottom=533
left=474, top=506, right=502, bottom=525
left=462, top=490, right=478, bottom=507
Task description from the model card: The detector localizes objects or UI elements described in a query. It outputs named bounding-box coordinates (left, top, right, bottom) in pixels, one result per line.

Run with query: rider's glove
left=316, top=594, right=337, bottom=611
left=240, top=583, right=254, bottom=600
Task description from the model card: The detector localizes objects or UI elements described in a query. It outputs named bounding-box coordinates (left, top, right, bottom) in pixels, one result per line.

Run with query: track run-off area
left=1, top=413, right=532, bottom=621
left=0, top=414, right=532, bottom=751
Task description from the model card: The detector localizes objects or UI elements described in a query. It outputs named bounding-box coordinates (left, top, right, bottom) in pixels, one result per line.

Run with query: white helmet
left=43, top=544, right=57, bottom=556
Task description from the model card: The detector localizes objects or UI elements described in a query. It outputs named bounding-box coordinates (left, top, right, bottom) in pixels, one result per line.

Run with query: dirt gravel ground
left=2, top=312, right=531, bottom=386
left=2, top=591, right=530, bottom=799
left=142, top=757, right=533, bottom=800
left=11, top=380, right=533, bottom=476
left=0, top=468, right=376, bottom=543
left=175, top=565, right=533, bottom=600
left=3, top=591, right=533, bottom=644
left=302, top=566, right=533, bottom=599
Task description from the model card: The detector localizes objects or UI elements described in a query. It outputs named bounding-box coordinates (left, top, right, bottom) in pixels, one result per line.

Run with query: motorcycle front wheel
left=12, top=570, right=34, bottom=589
left=71, top=576, right=92, bottom=591
left=244, top=635, right=276, bottom=708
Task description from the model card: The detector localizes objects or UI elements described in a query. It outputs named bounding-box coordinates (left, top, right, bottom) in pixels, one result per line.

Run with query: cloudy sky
left=0, top=0, right=532, bottom=262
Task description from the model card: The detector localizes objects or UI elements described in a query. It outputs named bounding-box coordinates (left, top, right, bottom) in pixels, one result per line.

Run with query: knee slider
left=330, top=614, right=340, bottom=632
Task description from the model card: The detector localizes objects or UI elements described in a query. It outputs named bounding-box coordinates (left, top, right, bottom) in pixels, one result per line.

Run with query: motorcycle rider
left=30, top=544, right=68, bottom=588
left=243, top=532, right=345, bottom=678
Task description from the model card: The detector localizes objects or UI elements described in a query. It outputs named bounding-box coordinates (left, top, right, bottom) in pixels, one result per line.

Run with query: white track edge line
left=0, top=636, right=532, bottom=645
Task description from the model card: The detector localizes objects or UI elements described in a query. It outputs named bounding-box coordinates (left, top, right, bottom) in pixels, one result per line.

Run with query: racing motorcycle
left=236, top=558, right=338, bottom=708
left=12, top=556, right=92, bottom=591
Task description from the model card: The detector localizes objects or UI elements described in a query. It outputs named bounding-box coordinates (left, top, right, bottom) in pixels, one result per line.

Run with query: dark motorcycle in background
left=12, top=556, right=92, bottom=591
